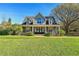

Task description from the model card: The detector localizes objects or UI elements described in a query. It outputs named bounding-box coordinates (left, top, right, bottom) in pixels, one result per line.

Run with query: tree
left=8, top=18, right=12, bottom=24
left=11, top=24, right=23, bottom=35
left=69, top=20, right=79, bottom=32
left=1, top=18, right=12, bottom=30
left=52, top=3, right=79, bottom=35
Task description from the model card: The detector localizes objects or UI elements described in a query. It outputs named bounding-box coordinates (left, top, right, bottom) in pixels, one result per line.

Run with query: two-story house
left=22, top=13, right=60, bottom=35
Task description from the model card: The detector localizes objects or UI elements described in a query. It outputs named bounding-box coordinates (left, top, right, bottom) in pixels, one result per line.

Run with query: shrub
left=59, top=29, right=65, bottom=36
left=0, top=29, right=12, bottom=35
left=25, top=32, right=33, bottom=36
left=44, top=32, right=51, bottom=36
left=11, top=30, right=17, bottom=35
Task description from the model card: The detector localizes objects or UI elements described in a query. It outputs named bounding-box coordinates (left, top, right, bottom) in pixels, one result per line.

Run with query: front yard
left=0, top=36, right=79, bottom=56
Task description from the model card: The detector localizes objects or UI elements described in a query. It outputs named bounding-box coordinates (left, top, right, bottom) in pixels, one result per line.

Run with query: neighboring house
left=22, top=13, right=60, bottom=35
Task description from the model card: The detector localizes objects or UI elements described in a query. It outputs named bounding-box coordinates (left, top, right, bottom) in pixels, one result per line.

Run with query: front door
left=34, top=27, right=45, bottom=34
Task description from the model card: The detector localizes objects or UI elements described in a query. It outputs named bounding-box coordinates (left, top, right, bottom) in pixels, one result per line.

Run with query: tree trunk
left=65, top=29, right=69, bottom=35
left=64, top=26, right=69, bottom=35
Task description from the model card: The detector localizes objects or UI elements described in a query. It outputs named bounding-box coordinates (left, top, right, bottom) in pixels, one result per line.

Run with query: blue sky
left=0, top=3, right=60, bottom=24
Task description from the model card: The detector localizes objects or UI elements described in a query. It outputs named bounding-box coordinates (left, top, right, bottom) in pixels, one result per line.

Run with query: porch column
left=52, top=27, right=53, bottom=35
left=45, top=26, right=47, bottom=33
left=32, top=26, right=34, bottom=34
left=58, top=26, right=60, bottom=36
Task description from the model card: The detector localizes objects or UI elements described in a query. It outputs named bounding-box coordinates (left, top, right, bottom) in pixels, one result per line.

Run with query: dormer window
left=36, top=18, right=44, bottom=24
left=23, top=17, right=33, bottom=25
left=35, top=13, right=45, bottom=25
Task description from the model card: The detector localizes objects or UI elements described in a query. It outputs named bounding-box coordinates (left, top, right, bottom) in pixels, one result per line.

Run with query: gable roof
left=35, top=12, right=45, bottom=19
left=22, top=13, right=57, bottom=25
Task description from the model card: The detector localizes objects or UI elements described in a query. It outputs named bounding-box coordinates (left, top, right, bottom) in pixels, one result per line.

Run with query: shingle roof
left=22, top=13, right=57, bottom=25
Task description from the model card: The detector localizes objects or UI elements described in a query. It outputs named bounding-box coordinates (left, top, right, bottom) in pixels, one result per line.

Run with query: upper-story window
left=36, top=18, right=45, bottom=24
left=49, top=17, right=57, bottom=25
left=23, top=17, right=33, bottom=25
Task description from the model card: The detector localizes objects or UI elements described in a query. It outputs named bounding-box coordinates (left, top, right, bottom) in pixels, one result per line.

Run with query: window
left=36, top=18, right=44, bottom=24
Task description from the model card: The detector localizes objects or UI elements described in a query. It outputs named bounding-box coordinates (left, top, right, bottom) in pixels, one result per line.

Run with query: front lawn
left=0, top=36, right=79, bottom=56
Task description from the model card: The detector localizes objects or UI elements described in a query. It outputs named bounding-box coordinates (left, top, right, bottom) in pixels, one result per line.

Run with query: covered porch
left=22, top=25, right=60, bottom=35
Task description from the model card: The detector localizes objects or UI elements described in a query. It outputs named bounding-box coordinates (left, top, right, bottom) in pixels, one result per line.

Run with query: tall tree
left=52, top=3, right=79, bottom=35
left=8, top=18, right=12, bottom=24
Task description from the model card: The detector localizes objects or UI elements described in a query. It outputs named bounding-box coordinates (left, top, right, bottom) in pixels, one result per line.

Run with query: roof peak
left=35, top=12, right=45, bottom=18
left=36, top=12, right=43, bottom=15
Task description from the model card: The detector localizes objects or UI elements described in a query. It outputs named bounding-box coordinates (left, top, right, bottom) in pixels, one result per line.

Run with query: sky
left=0, top=3, right=60, bottom=24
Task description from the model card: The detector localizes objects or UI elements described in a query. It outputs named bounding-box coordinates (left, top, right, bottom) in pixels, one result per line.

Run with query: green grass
left=0, top=36, right=79, bottom=56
